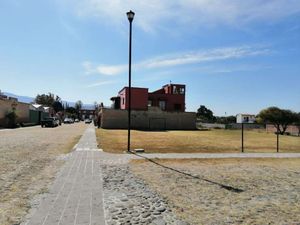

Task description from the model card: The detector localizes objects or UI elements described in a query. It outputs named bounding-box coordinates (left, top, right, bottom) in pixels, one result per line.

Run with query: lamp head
left=126, top=10, right=135, bottom=22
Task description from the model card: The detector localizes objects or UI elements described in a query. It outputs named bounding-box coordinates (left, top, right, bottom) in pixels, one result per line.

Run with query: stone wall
left=100, top=107, right=196, bottom=130
left=0, top=99, right=30, bottom=127
left=227, top=123, right=264, bottom=129
left=197, top=122, right=226, bottom=129
left=266, top=124, right=299, bottom=135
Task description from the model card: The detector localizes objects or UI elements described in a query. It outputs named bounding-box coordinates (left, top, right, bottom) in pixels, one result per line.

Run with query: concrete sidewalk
left=129, top=152, right=300, bottom=159
left=23, top=126, right=105, bottom=225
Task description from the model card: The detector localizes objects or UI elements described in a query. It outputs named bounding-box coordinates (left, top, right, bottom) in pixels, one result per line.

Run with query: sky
left=0, top=0, right=299, bottom=115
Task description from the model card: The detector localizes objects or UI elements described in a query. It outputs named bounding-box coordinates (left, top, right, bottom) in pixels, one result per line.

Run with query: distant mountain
left=3, top=92, right=94, bottom=109
left=3, top=92, right=35, bottom=103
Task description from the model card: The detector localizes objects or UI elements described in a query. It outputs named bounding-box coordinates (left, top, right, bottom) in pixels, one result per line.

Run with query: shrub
left=5, top=110, right=18, bottom=128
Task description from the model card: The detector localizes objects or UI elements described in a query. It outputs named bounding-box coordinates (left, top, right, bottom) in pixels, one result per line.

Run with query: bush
left=5, top=110, right=18, bottom=128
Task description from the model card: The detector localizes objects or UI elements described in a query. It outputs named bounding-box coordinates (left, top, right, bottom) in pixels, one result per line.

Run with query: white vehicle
left=85, top=119, right=92, bottom=124
left=64, top=118, right=73, bottom=124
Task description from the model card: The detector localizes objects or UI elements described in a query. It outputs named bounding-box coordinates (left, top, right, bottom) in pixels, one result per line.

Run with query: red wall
left=117, top=84, right=186, bottom=112
left=149, top=84, right=186, bottom=112
left=119, top=87, right=148, bottom=110
left=148, top=93, right=185, bottom=111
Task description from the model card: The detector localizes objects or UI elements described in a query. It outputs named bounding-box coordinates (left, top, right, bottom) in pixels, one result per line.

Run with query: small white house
left=236, top=113, right=256, bottom=123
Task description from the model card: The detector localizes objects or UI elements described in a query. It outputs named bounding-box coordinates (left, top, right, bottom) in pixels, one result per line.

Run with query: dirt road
left=0, top=123, right=87, bottom=225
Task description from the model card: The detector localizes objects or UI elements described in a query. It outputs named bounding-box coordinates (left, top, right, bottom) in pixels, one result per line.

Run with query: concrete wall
left=266, top=124, right=299, bottom=135
left=227, top=123, right=264, bottom=129
left=197, top=123, right=226, bottom=129
left=0, top=99, right=30, bottom=127
left=100, top=107, right=196, bottom=130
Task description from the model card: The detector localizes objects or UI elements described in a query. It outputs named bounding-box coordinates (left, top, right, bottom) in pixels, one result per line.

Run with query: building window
left=179, top=87, right=185, bottom=94
left=159, top=101, right=166, bottom=110
left=173, top=86, right=178, bottom=94
left=122, top=98, right=125, bottom=105
left=148, top=100, right=152, bottom=107
left=173, top=86, right=185, bottom=94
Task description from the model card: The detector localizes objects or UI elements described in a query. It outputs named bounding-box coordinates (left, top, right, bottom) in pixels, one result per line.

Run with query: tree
left=75, top=100, right=83, bottom=118
left=295, top=113, right=300, bottom=136
left=35, top=93, right=55, bottom=106
left=35, top=93, right=63, bottom=113
left=196, top=105, right=216, bottom=122
left=215, top=116, right=236, bottom=124
left=65, top=106, right=77, bottom=119
left=75, top=100, right=82, bottom=111
left=257, top=107, right=298, bottom=135
left=94, top=101, right=98, bottom=110
left=66, top=106, right=76, bottom=114
left=5, top=109, right=18, bottom=128
left=52, top=101, right=63, bottom=113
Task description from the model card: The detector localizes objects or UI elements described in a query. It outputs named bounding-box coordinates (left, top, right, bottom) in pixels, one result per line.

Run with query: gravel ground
left=0, top=123, right=87, bottom=225
left=102, top=164, right=189, bottom=225
left=131, top=158, right=300, bottom=225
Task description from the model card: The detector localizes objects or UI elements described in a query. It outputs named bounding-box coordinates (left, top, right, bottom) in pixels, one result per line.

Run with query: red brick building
left=111, top=84, right=186, bottom=112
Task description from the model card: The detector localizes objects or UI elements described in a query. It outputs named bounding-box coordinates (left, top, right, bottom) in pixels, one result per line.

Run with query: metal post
left=127, top=19, right=133, bottom=152
left=277, top=131, right=279, bottom=153
left=241, top=123, right=244, bottom=153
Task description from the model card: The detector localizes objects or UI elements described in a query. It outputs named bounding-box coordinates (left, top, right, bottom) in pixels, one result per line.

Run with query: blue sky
left=0, top=0, right=299, bottom=115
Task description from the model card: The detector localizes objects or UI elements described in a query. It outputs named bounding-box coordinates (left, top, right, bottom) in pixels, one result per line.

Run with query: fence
left=199, top=123, right=300, bottom=152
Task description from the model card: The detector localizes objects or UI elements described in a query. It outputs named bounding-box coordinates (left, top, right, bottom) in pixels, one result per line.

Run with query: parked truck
left=41, top=117, right=60, bottom=128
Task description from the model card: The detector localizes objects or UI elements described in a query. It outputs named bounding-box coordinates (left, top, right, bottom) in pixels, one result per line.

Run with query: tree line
left=197, top=105, right=300, bottom=136
left=35, top=92, right=83, bottom=119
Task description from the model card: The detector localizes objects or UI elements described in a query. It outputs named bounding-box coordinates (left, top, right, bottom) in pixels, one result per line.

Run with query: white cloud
left=86, top=80, right=119, bottom=87
left=61, top=0, right=300, bottom=32
left=82, top=61, right=127, bottom=76
left=83, top=45, right=271, bottom=75
left=140, top=46, right=271, bottom=69
left=96, top=65, right=127, bottom=76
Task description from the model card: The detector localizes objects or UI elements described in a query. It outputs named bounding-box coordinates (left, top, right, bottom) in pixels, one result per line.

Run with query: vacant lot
left=131, top=158, right=300, bottom=225
left=96, top=129, right=300, bottom=153
left=0, top=123, right=87, bottom=225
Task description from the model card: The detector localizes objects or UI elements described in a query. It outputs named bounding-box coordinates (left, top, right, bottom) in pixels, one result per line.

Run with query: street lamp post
left=127, top=10, right=135, bottom=152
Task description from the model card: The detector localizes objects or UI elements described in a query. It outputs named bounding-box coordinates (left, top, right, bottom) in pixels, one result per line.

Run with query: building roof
left=236, top=113, right=256, bottom=116
left=162, top=83, right=185, bottom=88
left=118, top=87, right=148, bottom=94
left=31, top=104, right=42, bottom=109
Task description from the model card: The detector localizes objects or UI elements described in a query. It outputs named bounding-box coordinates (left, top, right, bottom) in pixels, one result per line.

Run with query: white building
left=236, top=113, right=256, bottom=123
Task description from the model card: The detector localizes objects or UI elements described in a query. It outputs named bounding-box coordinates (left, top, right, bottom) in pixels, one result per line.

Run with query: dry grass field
left=131, top=158, right=300, bottom=225
left=96, top=128, right=300, bottom=153
left=0, top=123, right=86, bottom=225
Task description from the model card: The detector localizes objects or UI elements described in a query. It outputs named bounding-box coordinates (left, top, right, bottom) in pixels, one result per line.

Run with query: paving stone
left=152, top=218, right=167, bottom=225
left=22, top=126, right=105, bottom=225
